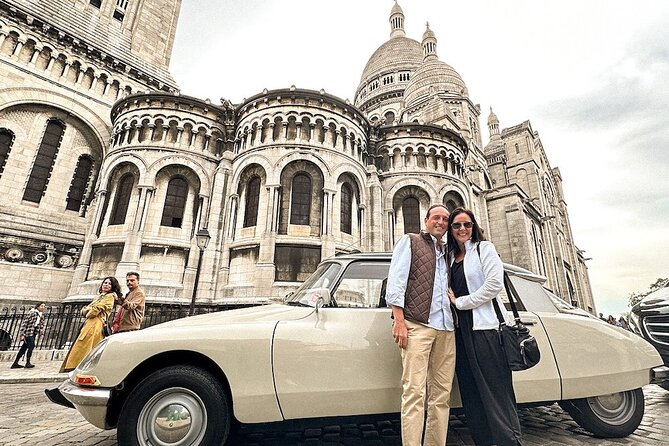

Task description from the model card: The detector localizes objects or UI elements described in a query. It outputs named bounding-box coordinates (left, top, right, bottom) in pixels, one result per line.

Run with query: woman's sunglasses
left=451, top=221, right=474, bottom=229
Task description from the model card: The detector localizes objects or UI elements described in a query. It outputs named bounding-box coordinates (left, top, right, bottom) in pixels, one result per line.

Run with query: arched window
left=23, top=119, right=65, bottom=203
left=384, top=111, right=395, bottom=125
left=443, top=191, right=464, bottom=212
left=109, top=173, right=134, bottom=225
left=66, top=155, right=94, bottom=211
left=161, top=177, right=188, bottom=228
left=243, top=176, right=261, bottom=227
left=290, top=173, right=311, bottom=225
left=403, top=197, right=420, bottom=234
left=0, top=129, right=14, bottom=177
left=340, top=183, right=353, bottom=234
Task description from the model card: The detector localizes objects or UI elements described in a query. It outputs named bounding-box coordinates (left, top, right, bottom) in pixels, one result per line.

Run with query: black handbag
left=492, top=273, right=541, bottom=371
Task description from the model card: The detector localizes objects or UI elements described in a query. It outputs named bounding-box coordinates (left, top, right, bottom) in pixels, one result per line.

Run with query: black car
left=629, top=280, right=669, bottom=390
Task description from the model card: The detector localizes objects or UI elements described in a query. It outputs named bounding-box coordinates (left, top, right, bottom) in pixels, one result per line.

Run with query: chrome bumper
left=651, top=365, right=669, bottom=384
left=58, top=380, right=113, bottom=429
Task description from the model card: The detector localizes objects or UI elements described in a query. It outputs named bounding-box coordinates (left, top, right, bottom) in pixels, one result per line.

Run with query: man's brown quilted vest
left=403, top=232, right=443, bottom=324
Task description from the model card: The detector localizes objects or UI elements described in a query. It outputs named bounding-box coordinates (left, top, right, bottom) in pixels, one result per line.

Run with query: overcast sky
left=169, top=0, right=669, bottom=317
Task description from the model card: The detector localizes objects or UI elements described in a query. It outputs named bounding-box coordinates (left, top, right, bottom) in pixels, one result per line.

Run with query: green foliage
left=628, top=277, right=669, bottom=307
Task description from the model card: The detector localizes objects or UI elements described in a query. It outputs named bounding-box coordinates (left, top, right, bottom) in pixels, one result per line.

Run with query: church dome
left=354, top=2, right=422, bottom=110
left=358, top=37, right=423, bottom=84
left=403, top=60, right=468, bottom=107
left=403, top=24, right=468, bottom=108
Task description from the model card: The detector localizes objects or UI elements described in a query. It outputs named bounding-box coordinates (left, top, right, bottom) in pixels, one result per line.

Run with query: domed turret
left=403, top=24, right=468, bottom=109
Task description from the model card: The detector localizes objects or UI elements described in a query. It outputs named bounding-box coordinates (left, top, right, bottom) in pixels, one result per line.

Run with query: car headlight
left=75, top=337, right=109, bottom=374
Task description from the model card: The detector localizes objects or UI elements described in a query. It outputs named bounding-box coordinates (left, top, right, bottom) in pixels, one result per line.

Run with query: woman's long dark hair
left=447, top=207, right=486, bottom=257
left=99, top=276, right=123, bottom=300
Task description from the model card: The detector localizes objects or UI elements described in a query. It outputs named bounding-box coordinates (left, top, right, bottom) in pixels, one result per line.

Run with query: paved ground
left=1, top=360, right=668, bottom=445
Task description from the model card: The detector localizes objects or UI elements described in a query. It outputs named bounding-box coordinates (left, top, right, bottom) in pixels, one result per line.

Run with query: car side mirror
left=309, top=288, right=331, bottom=312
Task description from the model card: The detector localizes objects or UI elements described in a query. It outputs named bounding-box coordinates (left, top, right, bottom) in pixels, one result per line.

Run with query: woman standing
left=59, top=277, right=121, bottom=373
left=10, top=302, right=46, bottom=369
left=446, top=207, right=522, bottom=446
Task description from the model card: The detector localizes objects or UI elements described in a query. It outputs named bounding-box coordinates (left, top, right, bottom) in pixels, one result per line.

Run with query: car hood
left=146, top=304, right=313, bottom=329
left=632, top=287, right=669, bottom=315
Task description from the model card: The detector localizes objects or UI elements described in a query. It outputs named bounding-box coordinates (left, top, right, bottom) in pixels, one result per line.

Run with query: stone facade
left=0, top=1, right=596, bottom=313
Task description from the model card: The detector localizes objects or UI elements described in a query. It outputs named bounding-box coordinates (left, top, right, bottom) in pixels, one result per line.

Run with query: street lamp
left=188, top=228, right=211, bottom=316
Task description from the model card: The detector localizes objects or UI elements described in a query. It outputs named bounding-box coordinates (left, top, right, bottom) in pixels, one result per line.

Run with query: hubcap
left=137, top=387, right=207, bottom=445
left=587, top=391, right=634, bottom=425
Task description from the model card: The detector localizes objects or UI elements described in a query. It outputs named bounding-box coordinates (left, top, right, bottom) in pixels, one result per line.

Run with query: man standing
left=10, top=302, right=46, bottom=369
left=113, top=272, right=146, bottom=333
left=385, top=204, right=456, bottom=446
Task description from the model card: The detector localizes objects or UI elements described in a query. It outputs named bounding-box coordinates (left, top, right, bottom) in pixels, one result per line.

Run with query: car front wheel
left=559, top=387, right=644, bottom=438
left=118, top=365, right=230, bottom=446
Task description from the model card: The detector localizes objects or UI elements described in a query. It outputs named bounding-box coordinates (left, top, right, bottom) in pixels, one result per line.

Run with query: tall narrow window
left=290, top=173, right=311, bottom=225
left=66, top=155, right=94, bottom=211
left=340, top=183, right=352, bottom=234
left=114, top=0, right=128, bottom=21
left=109, top=173, right=134, bottom=225
left=402, top=197, right=420, bottom=234
left=161, top=177, right=188, bottom=228
left=0, top=129, right=14, bottom=177
left=23, top=119, right=64, bottom=203
left=243, top=176, right=261, bottom=227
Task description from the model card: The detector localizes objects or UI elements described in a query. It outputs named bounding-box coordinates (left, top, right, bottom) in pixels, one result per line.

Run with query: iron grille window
left=109, top=173, right=134, bottom=225
left=0, top=129, right=14, bottom=177
left=243, top=176, right=261, bottom=227
left=66, top=155, right=94, bottom=211
left=161, top=177, right=188, bottom=228
left=23, top=119, right=64, bottom=203
left=403, top=197, right=421, bottom=234
left=340, top=183, right=352, bottom=234
left=290, top=173, right=311, bottom=225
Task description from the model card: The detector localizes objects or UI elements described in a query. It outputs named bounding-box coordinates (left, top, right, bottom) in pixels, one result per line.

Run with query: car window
left=285, top=262, right=341, bottom=306
left=508, top=275, right=555, bottom=313
left=332, top=261, right=390, bottom=308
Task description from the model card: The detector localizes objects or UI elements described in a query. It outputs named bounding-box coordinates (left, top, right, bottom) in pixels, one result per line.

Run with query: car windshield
left=284, top=262, right=342, bottom=307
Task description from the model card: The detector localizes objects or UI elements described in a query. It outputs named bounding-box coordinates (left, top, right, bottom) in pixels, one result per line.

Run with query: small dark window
left=243, top=176, right=261, bottom=227
left=23, top=119, right=65, bottom=203
left=0, top=129, right=14, bottom=177
left=109, top=173, right=134, bottom=225
left=66, top=155, right=94, bottom=211
left=90, top=0, right=102, bottom=7
left=161, top=177, right=188, bottom=228
left=403, top=197, right=420, bottom=234
left=290, top=173, right=311, bottom=225
left=340, top=183, right=352, bottom=234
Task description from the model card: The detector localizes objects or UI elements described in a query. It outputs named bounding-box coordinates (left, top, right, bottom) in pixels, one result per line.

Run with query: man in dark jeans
left=11, top=302, right=46, bottom=369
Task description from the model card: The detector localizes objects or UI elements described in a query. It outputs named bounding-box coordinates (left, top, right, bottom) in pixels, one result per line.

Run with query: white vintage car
left=50, top=253, right=668, bottom=445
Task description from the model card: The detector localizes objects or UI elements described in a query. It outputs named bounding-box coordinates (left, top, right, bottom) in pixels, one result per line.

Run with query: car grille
left=644, top=315, right=669, bottom=347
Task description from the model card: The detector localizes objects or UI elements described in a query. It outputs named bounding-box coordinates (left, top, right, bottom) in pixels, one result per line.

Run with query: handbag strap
left=493, top=272, right=522, bottom=324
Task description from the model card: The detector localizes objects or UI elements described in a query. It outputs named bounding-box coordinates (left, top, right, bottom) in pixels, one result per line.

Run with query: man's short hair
left=126, top=271, right=140, bottom=280
left=425, top=204, right=449, bottom=219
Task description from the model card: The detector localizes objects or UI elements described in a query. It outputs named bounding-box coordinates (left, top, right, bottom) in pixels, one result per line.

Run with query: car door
left=272, top=261, right=401, bottom=420
left=504, top=274, right=562, bottom=403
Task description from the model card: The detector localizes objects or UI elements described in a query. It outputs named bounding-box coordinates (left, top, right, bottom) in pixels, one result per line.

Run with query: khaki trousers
left=400, top=320, right=456, bottom=446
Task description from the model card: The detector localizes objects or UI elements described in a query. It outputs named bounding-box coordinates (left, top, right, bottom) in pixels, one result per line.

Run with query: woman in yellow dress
left=60, top=276, right=122, bottom=372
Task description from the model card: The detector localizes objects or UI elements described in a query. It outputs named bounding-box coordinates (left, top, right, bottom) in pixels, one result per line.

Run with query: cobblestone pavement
left=0, top=381, right=667, bottom=445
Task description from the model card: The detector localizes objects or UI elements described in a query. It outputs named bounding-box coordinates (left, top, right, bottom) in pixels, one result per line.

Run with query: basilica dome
left=403, top=59, right=468, bottom=108
left=402, top=24, right=468, bottom=109
left=358, top=37, right=422, bottom=85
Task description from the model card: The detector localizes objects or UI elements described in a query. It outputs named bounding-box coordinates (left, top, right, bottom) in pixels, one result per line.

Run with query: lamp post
left=188, top=228, right=211, bottom=316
